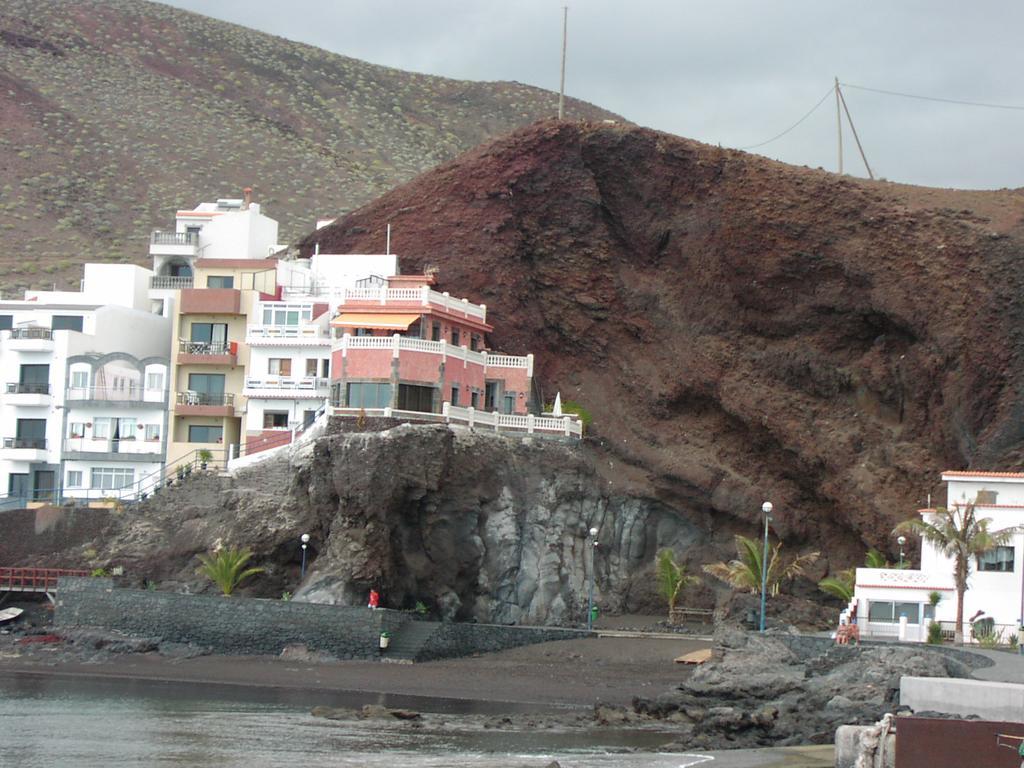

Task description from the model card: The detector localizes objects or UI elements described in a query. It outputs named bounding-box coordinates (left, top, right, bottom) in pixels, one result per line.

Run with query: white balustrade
left=337, top=287, right=487, bottom=322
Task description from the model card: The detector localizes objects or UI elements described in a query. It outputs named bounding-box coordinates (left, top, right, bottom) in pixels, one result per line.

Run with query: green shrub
left=926, top=621, right=943, bottom=644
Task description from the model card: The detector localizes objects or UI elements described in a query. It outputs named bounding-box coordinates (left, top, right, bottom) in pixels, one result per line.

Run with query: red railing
left=0, top=567, right=90, bottom=591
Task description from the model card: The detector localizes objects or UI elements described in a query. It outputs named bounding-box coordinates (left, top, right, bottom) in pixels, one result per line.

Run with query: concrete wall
left=415, top=620, right=589, bottom=662
left=900, top=676, right=1024, bottom=721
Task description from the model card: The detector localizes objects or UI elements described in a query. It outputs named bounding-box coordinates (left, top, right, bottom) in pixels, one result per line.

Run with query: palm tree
left=703, top=534, right=819, bottom=596
left=895, top=501, right=1016, bottom=644
left=197, top=546, right=265, bottom=596
left=656, top=548, right=699, bottom=620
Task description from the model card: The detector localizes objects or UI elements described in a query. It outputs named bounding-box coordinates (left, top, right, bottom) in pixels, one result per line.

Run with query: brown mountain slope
left=0, top=0, right=619, bottom=292
left=302, top=119, right=1024, bottom=566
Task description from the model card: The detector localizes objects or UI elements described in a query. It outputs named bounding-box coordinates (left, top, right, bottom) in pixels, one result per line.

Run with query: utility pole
left=558, top=6, right=568, bottom=119
left=837, top=84, right=875, bottom=180
left=835, top=76, right=843, bottom=175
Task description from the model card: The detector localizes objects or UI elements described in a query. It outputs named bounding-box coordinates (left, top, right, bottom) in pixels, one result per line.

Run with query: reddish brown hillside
left=301, top=120, right=1024, bottom=567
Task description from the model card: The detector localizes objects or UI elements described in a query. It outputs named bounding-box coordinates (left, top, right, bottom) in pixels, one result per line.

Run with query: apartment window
left=450, top=386, right=459, bottom=406
left=90, top=467, right=134, bottom=490
left=471, top=391, right=480, bottom=408
left=187, top=373, right=225, bottom=397
left=51, top=315, right=84, bottom=332
left=146, top=372, right=164, bottom=391
left=190, top=323, right=228, bottom=345
left=867, top=601, right=921, bottom=624
left=346, top=382, right=392, bottom=409
left=188, top=425, right=223, bottom=443
left=114, top=418, right=136, bottom=440
left=207, top=275, right=234, bottom=289
left=431, top=322, right=441, bottom=342
left=355, top=327, right=373, bottom=337
left=261, top=307, right=309, bottom=326
left=306, top=359, right=318, bottom=377
left=92, top=418, right=110, bottom=439
left=263, top=411, right=289, bottom=428
left=144, top=424, right=161, bottom=442
left=70, top=370, right=89, bottom=390
left=397, top=384, right=434, bottom=412
left=978, top=546, right=1015, bottom=572
left=0, top=315, right=11, bottom=331
left=269, top=358, right=292, bottom=376
left=17, top=364, right=49, bottom=394
left=69, top=423, right=86, bottom=438
left=451, top=329, right=460, bottom=347
left=470, top=335, right=481, bottom=352
left=66, top=471, right=83, bottom=488
left=321, top=359, right=330, bottom=378
left=503, top=393, right=516, bottom=414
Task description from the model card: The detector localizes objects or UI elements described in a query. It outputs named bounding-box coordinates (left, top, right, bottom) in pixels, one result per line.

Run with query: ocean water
left=0, top=673, right=716, bottom=768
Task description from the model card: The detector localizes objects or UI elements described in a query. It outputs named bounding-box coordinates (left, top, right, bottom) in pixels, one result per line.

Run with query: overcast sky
left=166, top=0, right=1024, bottom=190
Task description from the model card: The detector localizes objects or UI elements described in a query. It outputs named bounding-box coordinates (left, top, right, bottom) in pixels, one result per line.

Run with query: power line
left=737, top=87, right=834, bottom=150
left=840, top=82, right=1024, bottom=111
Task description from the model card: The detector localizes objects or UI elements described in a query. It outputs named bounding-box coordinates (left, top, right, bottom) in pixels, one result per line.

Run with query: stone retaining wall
left=55, top=577, right=406, bottom=659
left=54, top=578, right=589, bottom=661
left=415, top=621, right=589, bottom=661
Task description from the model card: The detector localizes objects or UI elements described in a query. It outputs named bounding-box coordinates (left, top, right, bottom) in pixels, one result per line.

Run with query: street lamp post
left=300, top=533, right=310, bottom=579
left=897, top=535, right=906, bottom=569
left=760, top=501, right=773, bottom=633
left=587, top=526, right=599, bottom=631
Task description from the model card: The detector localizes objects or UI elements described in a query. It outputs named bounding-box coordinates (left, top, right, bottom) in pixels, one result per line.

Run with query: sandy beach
left=0, top=633, right=709, bottom=709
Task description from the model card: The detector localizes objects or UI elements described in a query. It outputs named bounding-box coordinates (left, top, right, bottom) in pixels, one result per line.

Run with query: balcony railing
left=150, top=275, right=194, bottom=290
left=9, top=327, right=52, bottom=340
left=337, top=334, right=533, bottom=375
left=337, top=286, right=487, bottom=322
left=247, top=325, right=326, bottom=342
left=178, top=340, right=231, bottom=355
left=151, top=231, right=197, bottom=246
left=176, top=392, right=234, bottom=407
left=66, top=386, right=167, bottom=403
left=6, top=382, right=50, bottom=395
left=245, top=376, right=329, bottom=392
left=3, top=437, right=47, bottom=450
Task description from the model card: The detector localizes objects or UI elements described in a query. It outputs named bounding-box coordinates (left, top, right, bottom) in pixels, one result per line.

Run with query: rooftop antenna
left=835, top=77, right=843, bottom=175
left=386, top=223, right=391, bottom=255
left=558, top=6, right=568, bottom=119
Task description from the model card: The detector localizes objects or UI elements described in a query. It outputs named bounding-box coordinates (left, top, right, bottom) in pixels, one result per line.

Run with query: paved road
left=965, top=647, right=1024, bottom=684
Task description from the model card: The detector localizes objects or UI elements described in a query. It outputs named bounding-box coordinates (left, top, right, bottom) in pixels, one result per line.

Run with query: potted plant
left=198, top=449, right=213, bottom=470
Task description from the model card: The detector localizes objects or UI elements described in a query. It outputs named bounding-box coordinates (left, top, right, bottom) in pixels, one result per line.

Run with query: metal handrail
left=2, top=437, right=47, bottom=449
left=6, top=382, right=50, bottom=395
left=9, top=327, right=52, bottom=340
left=178, top=340, right=232, bottom=355
left=176, top=391, right=234, bottom=407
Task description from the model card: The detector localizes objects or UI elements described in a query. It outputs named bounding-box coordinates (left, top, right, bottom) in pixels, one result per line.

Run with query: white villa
left=849, top=470, right=1024, bottom=643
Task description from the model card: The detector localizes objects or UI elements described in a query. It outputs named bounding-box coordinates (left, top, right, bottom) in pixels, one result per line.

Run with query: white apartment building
left=242, top=299, right=332, bottom=449
left=0, top=265, right=170, bottom=506
left=147, top=190, right=283, bottom=316
left=849, top=470, right=1024, bottom=643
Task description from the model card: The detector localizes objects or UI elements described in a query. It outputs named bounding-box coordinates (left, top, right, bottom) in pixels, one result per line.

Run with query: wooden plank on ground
left=674, top=647, right=712, bottom=664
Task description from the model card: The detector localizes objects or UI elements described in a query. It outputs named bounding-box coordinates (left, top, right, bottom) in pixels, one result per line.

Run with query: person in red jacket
left=367, top=589, right=380, bottom=609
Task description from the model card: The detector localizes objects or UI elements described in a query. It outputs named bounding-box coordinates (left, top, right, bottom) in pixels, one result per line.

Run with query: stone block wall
left=56, top=577, right=406, bottom=659
left=415, top=621, right=589, bottom=661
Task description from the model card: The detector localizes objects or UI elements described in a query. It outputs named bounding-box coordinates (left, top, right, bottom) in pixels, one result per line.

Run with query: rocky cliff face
left=60, top=424, right=707, bottom=624
left=301, top=120, right=1024, bottom=571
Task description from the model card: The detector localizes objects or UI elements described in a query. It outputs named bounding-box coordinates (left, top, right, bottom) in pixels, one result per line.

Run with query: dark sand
left=0, top=634, right=709, bottom=708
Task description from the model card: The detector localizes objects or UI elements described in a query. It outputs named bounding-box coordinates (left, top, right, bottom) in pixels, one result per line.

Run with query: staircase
left=381, top=620, right=440, bottom=663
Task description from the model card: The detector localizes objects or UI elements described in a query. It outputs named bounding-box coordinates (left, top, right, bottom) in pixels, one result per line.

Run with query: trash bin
left=379, top=631, right=390, bottom=651
left=590, top=606, right=599, bottom=624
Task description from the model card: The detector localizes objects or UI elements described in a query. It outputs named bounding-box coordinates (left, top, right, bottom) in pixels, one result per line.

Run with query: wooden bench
left=670, top=607, right=715, bottom=626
